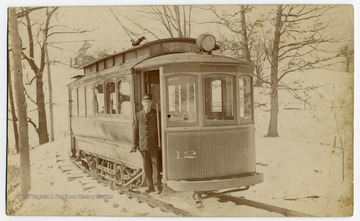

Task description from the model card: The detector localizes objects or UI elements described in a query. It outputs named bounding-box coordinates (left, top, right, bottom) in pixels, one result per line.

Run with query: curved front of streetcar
left=134, top=52, right=263, bottom=193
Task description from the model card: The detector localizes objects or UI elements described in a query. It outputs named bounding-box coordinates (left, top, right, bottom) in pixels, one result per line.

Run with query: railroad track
left=56, top=153, right=313, bottom=217
left=55, top=153, right=195, bottom=216
left=216, top=195, right=314, bottom=217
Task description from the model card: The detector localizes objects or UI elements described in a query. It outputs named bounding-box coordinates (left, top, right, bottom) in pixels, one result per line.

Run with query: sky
left=2, top=1, right=359, bottom=221
left=9, top=4, right=354, bottom=69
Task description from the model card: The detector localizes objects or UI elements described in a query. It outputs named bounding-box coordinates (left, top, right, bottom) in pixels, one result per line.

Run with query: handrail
left=156, top=103, right=161, bottom=148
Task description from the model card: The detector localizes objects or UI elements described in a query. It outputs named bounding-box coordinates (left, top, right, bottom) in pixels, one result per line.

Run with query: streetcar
left=67, top=34, right=263, bottom=202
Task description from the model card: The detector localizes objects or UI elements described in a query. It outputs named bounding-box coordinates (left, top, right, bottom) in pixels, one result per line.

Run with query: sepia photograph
left=4, top=1, right=357, bottom=219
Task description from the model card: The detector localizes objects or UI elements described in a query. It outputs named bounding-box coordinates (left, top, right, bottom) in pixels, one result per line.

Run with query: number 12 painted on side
left=174, top=151, right=197, bottom=160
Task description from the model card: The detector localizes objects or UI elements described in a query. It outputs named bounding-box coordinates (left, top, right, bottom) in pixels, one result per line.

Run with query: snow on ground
left=6, top=68, right=354, bottom=216
left=7, top=138, right=176, bottom=216
left=246, top=69, right=354, bottom=216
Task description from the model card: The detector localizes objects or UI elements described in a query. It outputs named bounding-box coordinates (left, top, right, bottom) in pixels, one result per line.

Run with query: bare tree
left=266, top=5, right=283, bottom=137
left=207, top=5, right=341, bottom=137
left=45, top=42, right=54, bottom=141
left=206, top=5, right=266, bottom=87
left=19, top=7, right=90, bottom=144
left=20, top=7, right=58, bottom=144
left=111, top=6, right=193, bottom=40
left=263, top=5, right=341, bottom=137
left=8, top=55, right=20, bottom=153
left=9, top=8, right=31, bottom=193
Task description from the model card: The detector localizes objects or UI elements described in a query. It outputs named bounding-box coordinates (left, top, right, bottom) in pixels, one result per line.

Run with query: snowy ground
left=6, top=138, right=178, bottom=216
left=5, top=68, right=354, bottom=217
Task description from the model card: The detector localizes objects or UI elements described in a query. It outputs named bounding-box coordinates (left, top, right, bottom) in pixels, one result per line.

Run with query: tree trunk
left=268, top=77, right=279, bottom=137
left=254, top=67, right=263, bottom=87
left=240, top=6, right=264, bottom=88
left=9, top=8, right=31, bottom=193
left=45, top=44, right=54, bottom=141
left=174, top=6, right=183, bottom=37
left=36, top=74, right=49, bottom=144
left=240, top=6, right=263, bottom=87
left=267, top=5, right=282, bottom=137
left=240, top=5, right=251, bottom=62
left=8, top=57, right=20, bottom=153
left=22, top=9, right=52, bottom=145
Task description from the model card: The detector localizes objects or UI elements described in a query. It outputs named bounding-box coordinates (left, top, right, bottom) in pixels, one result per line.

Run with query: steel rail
left=217, top=195, right=314, bottom=217
left=69, top=159, right=195, bottom=217
left=59, top=154, right=312, bottom=217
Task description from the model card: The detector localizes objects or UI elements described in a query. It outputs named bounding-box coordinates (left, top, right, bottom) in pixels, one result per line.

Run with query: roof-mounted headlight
left=196, top=34, right=218, bottom=52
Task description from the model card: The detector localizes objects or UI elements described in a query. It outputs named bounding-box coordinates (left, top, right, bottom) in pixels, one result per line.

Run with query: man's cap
left=142, top=93, right=152, bottom=100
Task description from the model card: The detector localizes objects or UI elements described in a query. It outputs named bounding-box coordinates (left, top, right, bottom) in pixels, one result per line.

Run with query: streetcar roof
left=76, top=38, right=197, bottom=69
left=133, top=52, right=253, bottom=70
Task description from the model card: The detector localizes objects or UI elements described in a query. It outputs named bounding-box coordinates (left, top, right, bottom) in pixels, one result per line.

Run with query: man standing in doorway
left=131, top=93, right=162, bottom=194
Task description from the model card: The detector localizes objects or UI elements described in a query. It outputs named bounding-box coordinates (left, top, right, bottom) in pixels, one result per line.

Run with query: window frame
left=165, top=73, right=199, bottom=127
left=94, top=81, right=105, bottom=117
left=77, top=85, right=86, bottom=118
left=104, top=79, right=117, bottom=117
left=116, top=77, right=132, bottom=118
left=85, top=84, right=94, bottom=117
left=70, top=87, right=78, bottom=118
left=238, top=74, right=254, bottom=125
left=202, top=73, right=237, bottom=126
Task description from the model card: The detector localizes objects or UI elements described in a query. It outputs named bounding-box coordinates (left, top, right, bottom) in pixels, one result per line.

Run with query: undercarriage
left=76, top=150, right=145, bottom=189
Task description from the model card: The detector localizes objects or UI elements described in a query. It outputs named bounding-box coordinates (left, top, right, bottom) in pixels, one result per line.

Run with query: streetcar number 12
left=174, top=151, right=197, bottom=160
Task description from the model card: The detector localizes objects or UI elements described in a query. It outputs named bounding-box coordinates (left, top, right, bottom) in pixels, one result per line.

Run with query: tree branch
left=27, top=117, right=39, bottom=134
left=23, top=8, right=35, bottom=62
left=21, top=51, right=39, bottom=74
left=24, top=88, right=37, bottom=105
left=47, top=29, right=93, bottom=38
left=16, top=7, right=46, bottom=18
left=278, top=53, right=342, bottom=82
left=278, top=80, right=313, bottom=109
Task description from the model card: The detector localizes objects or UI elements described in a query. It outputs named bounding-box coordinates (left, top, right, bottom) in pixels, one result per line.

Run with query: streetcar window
left=94, top=83, right=104, bottom=115
left=105, top=81, right=116, bottom=115
left=239, top=75, right=253, bottom=123
left=204, top=75, right=235, bottom=123
left=78, top=86, right=85, bottom=117
left=71, top=88, right=78, bottom=117
left=211, top=80, right=222, bottom=112
left=85, top=84, right=94, bottom=117
left=166, top=75, right=197, bottom=126
left=117, top=79, right=131, bottom=116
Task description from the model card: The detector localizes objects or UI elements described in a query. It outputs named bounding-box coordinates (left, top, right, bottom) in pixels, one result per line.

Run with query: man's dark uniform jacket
left=133, top=108, right=160, bottom=151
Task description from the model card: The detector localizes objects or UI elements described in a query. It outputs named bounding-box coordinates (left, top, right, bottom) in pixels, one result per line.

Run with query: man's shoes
left=145, top=187, right=155, bottom=193
left=155, top=186, right=162, bottom=195
left=155, top=188, right=162, bottom=195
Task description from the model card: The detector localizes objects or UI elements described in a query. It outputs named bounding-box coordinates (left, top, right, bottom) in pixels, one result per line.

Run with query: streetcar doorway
left=143, top=70, right=160, bottom=110
left=134, top=70, right=161, bottom=112
left=142, top=70, right=163, bottom=175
